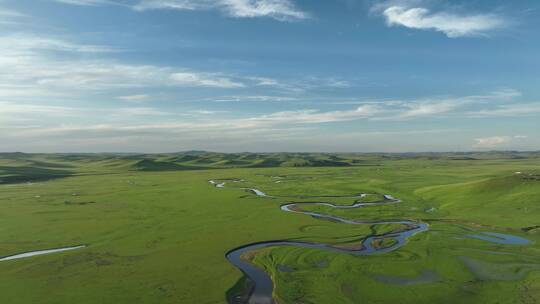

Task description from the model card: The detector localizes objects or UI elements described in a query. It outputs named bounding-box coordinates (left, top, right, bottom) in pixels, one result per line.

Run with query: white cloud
left=117, top=94, right=150, bottom=102
left=0, top=103, right=380, bottom=137
left=377, top=4, right=506, bottom=37
left=387, top=89, right=532, bottom=120
left=191, top=109, right=230, bottom=115
left=298, top=77, right=353, bottom=91
left=0, top=34, right=122, bottom=53
left=249, top=76, right=354, bottom=93
left=400, top=101, right=458, bottom=118
left=56, top=0, right=309, bottom=21
left=132, top=0, right=206, bottom=11
left=1, top=119, right=316, bottom=153
left=468, top=103, right=540, bottom=118
left=0, top=85, right=73, bottom=99
left=364, top=89, right=523, bottom=120
left=473, top=136, right=510, bottom=149
left=212, top=95, right=298, bottom=102
left=323, top=78, right=351, bottom=88
left=2, top=95, right=537, bottom=152
left=53, top=0, right=113, bottom=5
left=114, top=107, right=170, bottom=116
left=0, top=101, right=172, bottom=127
left=88, top=89, right=536, bottom=134
left=0, top=34, right=246, bottom=95
left=170, top=72, right=244, bottom=88
left=472, top=134, right=529, bottom=149
left=0, top=102, right=71, bottom=115
left=487, top=88, right=522, bottom=100
left=0, top=7, right=23, bottom=17
left=0, top=34, right=365, bottom=107
left=247, top=105, right=381, bottom=124
left=0, top=6, right=24, bottom=25
left=251, top=77, right=280, bottom=86
left=219, top=0, right=308, bottom=20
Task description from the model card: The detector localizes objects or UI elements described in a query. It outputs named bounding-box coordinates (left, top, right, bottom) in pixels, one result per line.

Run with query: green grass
left=0, top=153, right=539, bottom=303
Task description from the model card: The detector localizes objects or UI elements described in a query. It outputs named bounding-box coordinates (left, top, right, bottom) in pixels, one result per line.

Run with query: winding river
left=210, top=180, right=429, bottom=304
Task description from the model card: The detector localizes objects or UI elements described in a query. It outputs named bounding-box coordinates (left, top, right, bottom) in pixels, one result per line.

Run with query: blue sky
left=0, top=0, right=538, bottom=152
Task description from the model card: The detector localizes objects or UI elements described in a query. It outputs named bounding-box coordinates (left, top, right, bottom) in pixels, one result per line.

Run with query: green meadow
left=1, top=152, right=539, bottom=303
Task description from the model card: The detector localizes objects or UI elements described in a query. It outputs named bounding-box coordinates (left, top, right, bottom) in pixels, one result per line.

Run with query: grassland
left=0, top=152, right=539, bottom=303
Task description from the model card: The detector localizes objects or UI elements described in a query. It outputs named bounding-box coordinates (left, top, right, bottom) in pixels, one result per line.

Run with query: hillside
left=0, top=151, right=539, bottom=184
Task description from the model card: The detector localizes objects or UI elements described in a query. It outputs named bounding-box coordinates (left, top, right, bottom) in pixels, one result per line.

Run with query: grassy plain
left=0, top=152, right=539, bottom=303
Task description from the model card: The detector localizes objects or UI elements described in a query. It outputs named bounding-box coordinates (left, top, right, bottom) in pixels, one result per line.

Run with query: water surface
left=211, top=180, right=428, bottom=304
left=0, top=245, right=86, bottom=262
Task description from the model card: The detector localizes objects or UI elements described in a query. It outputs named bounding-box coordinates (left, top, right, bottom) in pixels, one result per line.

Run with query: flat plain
left=1, top=152, right=539, bottom=303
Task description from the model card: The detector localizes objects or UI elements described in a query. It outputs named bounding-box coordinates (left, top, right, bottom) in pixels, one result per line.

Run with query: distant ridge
left=1, top=151, right=538, bottom=184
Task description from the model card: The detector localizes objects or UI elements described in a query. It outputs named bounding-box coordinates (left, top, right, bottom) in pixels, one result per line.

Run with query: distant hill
left=133, top=159, right=207, bottom=171
left=0, top=151, right=538, bottom=183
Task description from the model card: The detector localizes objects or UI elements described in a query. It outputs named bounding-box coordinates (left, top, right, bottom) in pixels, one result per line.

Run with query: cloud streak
left=170, top=72, right=245, bottom=88
left=473, top=136, right=510, bottom=148
left=53, top=0, right=114, bottom=5
left=0, top=34, right=249, bottom=95
left=134, top=0, right=309, bottom=21
left=472, top=134, right=530, bottom=149
left=0, top=6, right=25, bottom=25
left=3, top=88, right=534, bottom=131
left=2, top=88, right=538, bottom=152
left=468, top=103, right=540, bottom=118
left=53, top=0, right=309, bottom=21
left=246, top=105, right=380, bottom=125
left=0, top=34, right=122, bottom=53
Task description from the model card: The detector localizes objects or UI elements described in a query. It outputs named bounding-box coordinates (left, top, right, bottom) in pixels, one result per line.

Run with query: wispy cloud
left=1, top=34, right=359, bottom=106
left=0, top=34, right=122, bottom=53
left=3, top=59, right=244, bottom=90
left=248, top=76, right=353, bottom=93
left=0, top=34, right=247, bottom=97
left=114, top=107, right=171, bottom=116
left=245, top=105, right=381, bottom=124
left=170, top=72, right=244, bottom=88
left=0, top=85, right=74, bottom=99
left=212, top=95, right=298, bottom=102
left=218, top=0, right=308, bottom=20
left=190, top=109, right=228, bottom=115
left=468, top=103, right=540, bottom=118
left=473, top=136, right=510, bottom=148
left=0, top=101, right=75, bottom=116
left=117, top=94, right=150, bottom=102
left=0, top=5, right=24, bottom=25
left=376, top=89, right=524, bottom=120
left=373, top=2, right=507, bottom=37
left=0, top=101, right=172, bottom=126
left=399, top=101, right=458, bottom=118
left=472, top=135, right=529, bottom=149
left=1, top=103, right=380, bottom=138
left=53, top=0, right=309, bottom=21
left=2, top=91, right=537, bottom=152
left=0, top=6, right=23, bottom=17
left=53, top=0, right=113, bottom=5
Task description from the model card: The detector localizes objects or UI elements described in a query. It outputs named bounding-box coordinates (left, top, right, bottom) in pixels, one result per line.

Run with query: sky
left=0, top=0, right=539, bottom=153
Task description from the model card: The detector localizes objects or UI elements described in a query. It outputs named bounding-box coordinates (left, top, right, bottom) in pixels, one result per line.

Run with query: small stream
left=211, top=180, right=429, bottom=304
left=0, top=245, right=86, bottom=262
